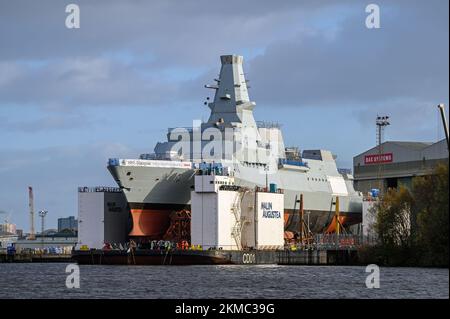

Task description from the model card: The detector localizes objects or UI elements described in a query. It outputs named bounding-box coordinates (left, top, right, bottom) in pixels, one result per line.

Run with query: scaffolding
left=297, top=194, right=314, bottom=245
left=163, top=210, right=191, bottom=243
left=230, top=189, right=251, bottom=250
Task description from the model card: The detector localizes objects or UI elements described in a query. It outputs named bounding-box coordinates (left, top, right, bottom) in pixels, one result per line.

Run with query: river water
left=0, top=263, right=448, bottom=299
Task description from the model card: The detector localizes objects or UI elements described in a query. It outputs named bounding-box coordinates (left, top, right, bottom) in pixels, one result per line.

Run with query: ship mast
left=205, top=55, right=257, bottom=127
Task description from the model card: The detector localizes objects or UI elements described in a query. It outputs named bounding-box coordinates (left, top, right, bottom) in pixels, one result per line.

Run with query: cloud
left=247, top=0, right=449, bottom=109
left=0, top=114, right=90, bottom=132
left=0, top=57, right=183, bottom=109
left=0, top=1, right=346, bottom=110
left=1, top=0, right=447, bottom=114
left=0, top=1, right=334, bottom=63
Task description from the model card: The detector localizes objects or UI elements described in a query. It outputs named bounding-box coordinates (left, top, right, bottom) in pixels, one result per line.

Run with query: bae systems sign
left=261, top=202, right=281, bottom=218
left=364, top=153, right=393, bottom=165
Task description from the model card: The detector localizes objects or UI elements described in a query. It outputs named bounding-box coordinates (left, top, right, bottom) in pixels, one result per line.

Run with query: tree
left=373, top=186, right=415, bottom=264
left=412, top=163, right=449, bottom=267
left=370, top=163, right=449, bottom=267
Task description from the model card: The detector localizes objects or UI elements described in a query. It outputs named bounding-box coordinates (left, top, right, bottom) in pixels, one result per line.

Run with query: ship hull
left=108, top=165, right=362, bottom=212
left=109, top=164, right=362, bottom=237
left=127, top=202, right=360, bottom=237
left=128, top=203, right=187, bottom=239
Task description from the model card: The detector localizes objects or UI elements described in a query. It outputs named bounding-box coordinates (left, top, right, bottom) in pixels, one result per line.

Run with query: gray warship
left=108, top=55, right=363, bottom=239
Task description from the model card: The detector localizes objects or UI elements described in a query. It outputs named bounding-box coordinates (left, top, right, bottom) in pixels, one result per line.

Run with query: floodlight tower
left=376, top=115, right=390, bottom=193
left=38, top=210, right=48, bottom=249
left=376, top=115, right=390, bottom=147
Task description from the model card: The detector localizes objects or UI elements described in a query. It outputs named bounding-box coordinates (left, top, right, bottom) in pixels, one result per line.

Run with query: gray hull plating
left=108, top=164, right=362, bottom=213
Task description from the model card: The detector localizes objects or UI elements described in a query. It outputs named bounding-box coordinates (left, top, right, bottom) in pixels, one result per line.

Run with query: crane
left=28, top=186, right=36, bottom=240
left=438, top=104, right=449, bottom=150
left=0, top=210, right=8, bottom=223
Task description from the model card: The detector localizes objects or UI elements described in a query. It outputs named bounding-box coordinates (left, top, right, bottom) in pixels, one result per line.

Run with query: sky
left=0, top=0, right=448, bottom=230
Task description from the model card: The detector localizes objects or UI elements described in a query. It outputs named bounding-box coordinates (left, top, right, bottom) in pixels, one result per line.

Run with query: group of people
left=102, top=239, right=202, bottom=251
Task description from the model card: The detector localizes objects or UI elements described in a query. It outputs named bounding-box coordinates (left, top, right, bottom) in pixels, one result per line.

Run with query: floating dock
left=72, top=173, right=361, bottom=266
left=0, top=253, right=73, bottom=263
left=72, top=248, right=358, bottom=266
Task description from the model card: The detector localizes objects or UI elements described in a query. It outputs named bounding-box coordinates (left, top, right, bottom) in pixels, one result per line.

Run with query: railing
left=255, top=186, right=284, bottom=194
left=139, top=153, right=157, bottom=160
left=78, top=186, right=122, bottom=193
left=167, top=127, right=194, bottom=133
left=196, top=162, right=230, bottom=176
left=314, top=234, right=362, bottom=250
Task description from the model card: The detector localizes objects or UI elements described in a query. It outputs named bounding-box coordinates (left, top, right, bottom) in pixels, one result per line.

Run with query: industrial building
left=77, top=187, right=130, bottom=249
left=0, top=232, right=18, bottom=250
left=353, top=138, right=448, bottom=195
left=14, top=234, right=77, bottom=253
left=0, top=223, right=16, bottom=235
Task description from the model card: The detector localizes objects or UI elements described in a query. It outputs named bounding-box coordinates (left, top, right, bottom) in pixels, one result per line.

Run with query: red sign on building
left=364, top=153, right=393, bottom=164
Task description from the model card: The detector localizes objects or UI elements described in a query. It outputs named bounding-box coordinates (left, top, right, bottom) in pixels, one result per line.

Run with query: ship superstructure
left=108, top=55, right=363, bottom=239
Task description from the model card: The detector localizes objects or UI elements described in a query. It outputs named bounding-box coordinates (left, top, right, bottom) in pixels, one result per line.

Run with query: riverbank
left=357, top=245, right=449, bottom=268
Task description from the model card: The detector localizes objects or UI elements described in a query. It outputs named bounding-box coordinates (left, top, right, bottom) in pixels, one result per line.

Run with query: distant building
left=14, top=233, right=77, bottom=253
left=0, top=232, right=18, bottom=249
left=353, top=139, right=448, bottom=195
left=42, top=229, right=59, bottom=236
left=15, top=229, right=23, bottom=238
left=57, top=216, right=78, bottom=233
left=0, top=223, right=16, bottom=235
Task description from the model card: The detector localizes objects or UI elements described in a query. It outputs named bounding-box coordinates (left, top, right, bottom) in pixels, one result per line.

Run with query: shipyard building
left=353, top=138, right=448, bottom=195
